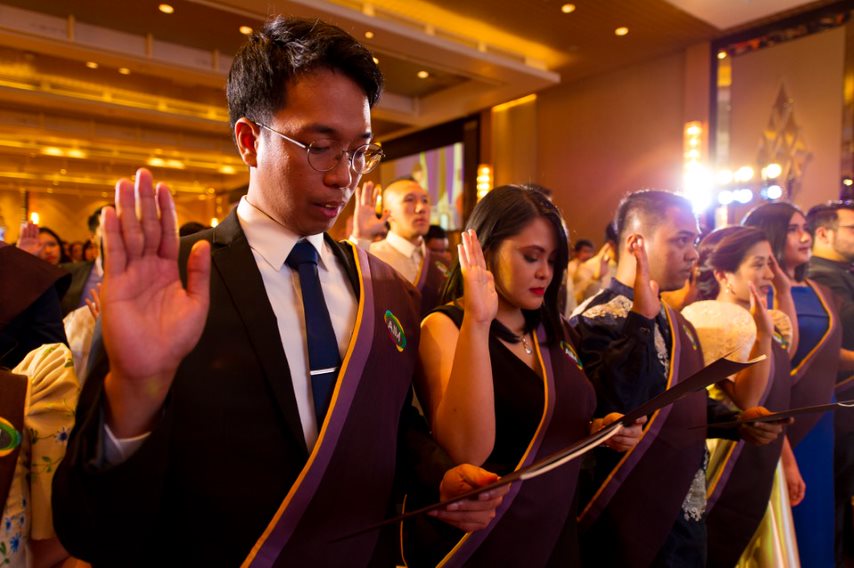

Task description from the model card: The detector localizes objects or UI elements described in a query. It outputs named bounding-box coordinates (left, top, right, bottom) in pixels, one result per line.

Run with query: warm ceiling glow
left=41, top=147, right=64, bottom=157
left=118, top=67, right=131, bottom=75
left=492, top=93, right=537, bottom=113
left=417, top=70, right=429, bottom=79
left=560, top=4, right=576, bottom=14
left=219, top=165, right=236, bottom=175
left=158, top=4, right=174, bottom=14
left=210, top=217, right=220, bottom=227
left=615, top=27, right=629, bottom=36
left=372, top=57, right=379, bottom=64
left=85, top=61, right=98, bottom=69
left=717, top=51, right=728, bottom=60
left=364, top=31, right=375, bottom=39
left=239, top=25, right=253, bottom=35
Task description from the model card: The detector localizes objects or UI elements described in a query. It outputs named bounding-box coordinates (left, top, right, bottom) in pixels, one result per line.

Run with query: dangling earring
left=725, top=282, right=736, bottom=295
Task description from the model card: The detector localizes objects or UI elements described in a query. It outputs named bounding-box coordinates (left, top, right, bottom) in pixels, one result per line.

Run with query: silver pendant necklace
left=519, top=333, right=532, bottom=355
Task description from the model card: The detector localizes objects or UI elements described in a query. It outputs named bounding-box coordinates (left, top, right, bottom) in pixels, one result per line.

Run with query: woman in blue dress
left=744, top=202, right=842, bottom=567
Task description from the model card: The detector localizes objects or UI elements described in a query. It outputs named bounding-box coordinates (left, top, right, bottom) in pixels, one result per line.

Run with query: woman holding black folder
left=682, top=225, right=799, bottom=567
left=744, top=202, right=842, bottom=567
left=405, top=185, right=643, bottom=567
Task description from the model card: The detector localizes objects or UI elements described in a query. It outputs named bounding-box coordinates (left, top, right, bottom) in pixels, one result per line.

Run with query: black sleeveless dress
left=403, top=305, right=595, bottom=567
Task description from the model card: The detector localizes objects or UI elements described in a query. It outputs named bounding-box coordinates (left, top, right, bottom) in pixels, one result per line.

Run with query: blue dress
left=790, top=285, right=835, bottom=567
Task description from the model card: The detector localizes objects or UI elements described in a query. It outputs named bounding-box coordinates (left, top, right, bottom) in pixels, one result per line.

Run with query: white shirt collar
left=236, top=196, right=329, bottom=271
left=385, top=230, right=423, bottom=259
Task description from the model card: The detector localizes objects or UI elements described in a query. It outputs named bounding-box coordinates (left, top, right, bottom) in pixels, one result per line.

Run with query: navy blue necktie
left=286, top=240, right=340, bottom=423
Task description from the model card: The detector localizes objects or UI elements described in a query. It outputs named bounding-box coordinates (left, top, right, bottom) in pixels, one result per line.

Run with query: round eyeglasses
left=257, top=123, right=384, bottom=175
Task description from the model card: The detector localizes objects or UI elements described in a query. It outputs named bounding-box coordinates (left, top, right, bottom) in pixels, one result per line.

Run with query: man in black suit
left=53, top=17, right=504, bottom=566
left=59, top=206, right=105, bottom=316
left=806, top=200, right=854, bottom=566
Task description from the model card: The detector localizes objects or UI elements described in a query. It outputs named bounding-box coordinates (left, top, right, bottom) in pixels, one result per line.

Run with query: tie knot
left=286, top=240, right=319, bottom=269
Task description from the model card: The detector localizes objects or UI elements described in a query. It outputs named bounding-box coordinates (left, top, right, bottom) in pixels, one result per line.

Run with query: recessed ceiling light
left=239, top=25, right=253, bottom=35
left=717, top=50, right=728, bottom=60
left=615, top=27, right=629, bottom=36
left=85, top=61, right=98, bottom=69
left=372, top=57, right=379, bottom=64
left=561, top=4, right=576, bottom=14
left=417, top=70, right=429, bottom=79
left=365, top=31, right=374, bottom=39
left=118, top=67, right=131, bottom=75
left=59, top=168, right=67, bottom=175
left=158, top=3, right=174, bottom=14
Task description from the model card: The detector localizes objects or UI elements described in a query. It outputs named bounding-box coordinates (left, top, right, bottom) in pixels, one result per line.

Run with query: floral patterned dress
left=1, top=344, right=79, bottom=567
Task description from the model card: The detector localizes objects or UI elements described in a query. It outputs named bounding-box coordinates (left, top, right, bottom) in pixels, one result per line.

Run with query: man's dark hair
left=87, top=205, right=108, bottom=234
left=805, top=200, right=854, bottom=236
left=573, top=239, right=593, bottom=253
left=614, top=190, right=692, bottom=241
left=226, top=16, right=383, bottom=132
left=425, top=224, right=447, bottom=241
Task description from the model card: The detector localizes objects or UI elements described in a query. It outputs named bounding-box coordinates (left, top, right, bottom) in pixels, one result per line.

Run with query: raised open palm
left=628, top=234, right=660, bottom=319
left=459, top=229, right=497, bottom=325
left=101, top=168, right=210, bottom=436
left=351, top=181, right=389, bottom=240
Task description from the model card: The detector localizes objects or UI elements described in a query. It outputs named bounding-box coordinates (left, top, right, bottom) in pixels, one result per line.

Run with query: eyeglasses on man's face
left=256, top=123, right=384, bottom=175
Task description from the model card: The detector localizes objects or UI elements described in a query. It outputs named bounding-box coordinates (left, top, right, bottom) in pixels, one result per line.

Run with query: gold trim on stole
left=578, top=306, right=679, bottom=521
left=242, top=242, right=368, bottom=567
left=789, top=280, right=835, bottom=379
left=433, top=330, right=553, bottom=568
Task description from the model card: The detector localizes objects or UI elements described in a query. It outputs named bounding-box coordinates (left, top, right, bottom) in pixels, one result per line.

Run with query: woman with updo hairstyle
left=683, top=225, right=799, bottom=567
left=743, top=201, right=842, bottom=566
left=406, top=184, right=643, bottom=567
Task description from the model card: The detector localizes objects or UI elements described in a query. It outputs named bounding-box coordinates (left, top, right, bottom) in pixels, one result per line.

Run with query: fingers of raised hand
left=101, top=206, right=125, bottom=276
left=628, top=234, right=646, bottom=263
left=115, top=176, right=144, bottom=261
left=462, top=229, right=486, bottom=269
left=357, top=181, right=369, bottom=206
left=137, top=172, right=162, bottom=256
left=156, top=183, right=179, bottom=261
left=21, top=221, right=38, bottom=238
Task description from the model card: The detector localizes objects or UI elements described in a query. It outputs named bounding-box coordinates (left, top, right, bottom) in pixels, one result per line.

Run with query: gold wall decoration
left=756, top=83, right=813, bottom=199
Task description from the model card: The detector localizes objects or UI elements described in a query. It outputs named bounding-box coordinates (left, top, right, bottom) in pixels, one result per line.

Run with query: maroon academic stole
left=705, top=336, right=790, bottom=568
left=415, top=248, right=450, bottom=318
left=242, top=243, right=419, bottom=567
left=423, top=328, right=595, bottom=567
left=0, top=371, right=27, bottom=512
left=577, top=305, right=707, bottom=568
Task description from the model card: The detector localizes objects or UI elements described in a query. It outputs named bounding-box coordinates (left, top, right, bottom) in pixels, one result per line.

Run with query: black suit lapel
left=210, top=211, right=309, bottom=456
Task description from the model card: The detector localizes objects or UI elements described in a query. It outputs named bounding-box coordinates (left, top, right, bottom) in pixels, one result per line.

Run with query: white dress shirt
left=237, top=197, right=357, bottom=448
left=368, top=231, right=424, bottom=284
left=105, top=196, right=358, bottom=462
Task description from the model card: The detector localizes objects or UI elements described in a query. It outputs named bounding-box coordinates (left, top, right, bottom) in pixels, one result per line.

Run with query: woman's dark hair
left=695, top=226, right=767, bottom=300
left=742, top=201, right=807, bottom=282
left=227, top=16, right=383, bottom=132
left=441, top=184, right=570, bottom=343
left=38, top=226, right=71, bottom=264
